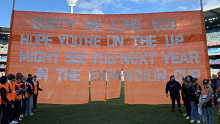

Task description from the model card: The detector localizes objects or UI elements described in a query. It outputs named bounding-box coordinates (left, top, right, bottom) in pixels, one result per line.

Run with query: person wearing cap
left=165, top=75, right=182, bottom=112
left=202, top=79, right=214, bottom=124
left=32, top=75, right=43, bottom=112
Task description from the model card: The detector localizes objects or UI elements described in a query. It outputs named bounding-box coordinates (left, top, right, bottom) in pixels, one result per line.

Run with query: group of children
left=166, top=75, right=215, bottom=124
left=0, top=73, right=43, bottom=124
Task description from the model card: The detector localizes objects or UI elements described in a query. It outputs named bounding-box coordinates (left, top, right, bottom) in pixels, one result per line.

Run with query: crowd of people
left=0, top=73, right=43, bottom=124
left=165, top=73, right=220, bottom=124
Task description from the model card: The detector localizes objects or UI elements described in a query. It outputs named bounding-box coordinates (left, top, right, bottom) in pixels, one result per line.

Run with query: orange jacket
left=15, top=83, right=23, bottom=100
left=0, top=84, right=11, bottom=104
left=202, top=87, right=213, bottom=107
left=7, top=81, right=16, bottom=101
left=34, top=82, right=38, bottom=94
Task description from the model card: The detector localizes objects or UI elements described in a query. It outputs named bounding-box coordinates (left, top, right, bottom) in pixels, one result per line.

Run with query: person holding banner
left=187, top=78, right=201, bottom=123
left=165, top=75, right=182, bottom=112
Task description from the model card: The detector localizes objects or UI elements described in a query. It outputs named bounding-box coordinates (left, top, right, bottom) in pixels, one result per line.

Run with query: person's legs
left=13, top=101, right=18, bottom=120
left=1, top=104, right=8, bottom=124
left=202, top=107, right=206, bottom=123
left=203, top=107, right=208, bottom=124
left=14, top=101, right=21, bottom=120
left=7, top=103, right=13, bottom=123
left=30, top=96, right=33, bottom=112
left=196, top=104, right=201, bottom=121
left=33, top=95, right=37, bottom=110
left=176, top=93, right=181, bottom=109
left=170, top=94, right=175, bottom=110
left=186, top=100, right=191, bottom=116
left=207, top=107, right=213, bottom=124
left=191, top=103, right=196, bottom=121
left=26, top=96, right=30, bottom=114
left=21, top=98, right=27, bottom=115
left=26, top=96, right=33, bottom=115
left=16, top=101, right=21, bottom=119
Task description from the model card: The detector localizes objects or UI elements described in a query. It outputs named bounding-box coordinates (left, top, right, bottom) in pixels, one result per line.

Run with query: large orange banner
left=6, top=10, right=210, bottom=104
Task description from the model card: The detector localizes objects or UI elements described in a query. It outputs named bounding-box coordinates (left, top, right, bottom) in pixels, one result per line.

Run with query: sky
left=0, top=0, right=220, bottom=27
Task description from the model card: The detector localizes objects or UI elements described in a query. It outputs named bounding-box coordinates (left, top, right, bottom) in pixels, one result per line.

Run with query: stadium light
left=67, top=0, right=78, bottom=14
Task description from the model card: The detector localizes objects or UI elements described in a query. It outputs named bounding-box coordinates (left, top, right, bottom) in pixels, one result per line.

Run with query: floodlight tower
left=67, top=0, right=78, bottom=14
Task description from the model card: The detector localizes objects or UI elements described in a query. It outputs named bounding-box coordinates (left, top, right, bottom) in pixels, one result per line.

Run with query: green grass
left=19, top=82, right=219, bottom=124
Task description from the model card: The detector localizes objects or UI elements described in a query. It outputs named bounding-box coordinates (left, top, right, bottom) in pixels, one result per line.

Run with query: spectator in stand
left=165, top=75, right=182, bottom=112
left=26, top=77, right=34, bottom=116
left=182, top=76, right=192, bottom=120
left=0, top=76, right=14, bottom=124
left=32, top=75, right=43, bottom=112
left=188, top=78, right=202, bottom=123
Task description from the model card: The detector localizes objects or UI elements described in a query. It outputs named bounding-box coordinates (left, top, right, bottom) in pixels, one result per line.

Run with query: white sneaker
left=11, top=120, right=18, bottom=124
left=190, top=120, right=195, bottom=123
left=183, top=113, right=187, bottom=116
left=186, top=116, right=190, bottom=120
left=29, top=112, right=34, bottom=116
left=20, top=114, right=24, bottom=118
left=19, top=117, right=22, bottom=121
left=197, top=120, right=201, bottom=123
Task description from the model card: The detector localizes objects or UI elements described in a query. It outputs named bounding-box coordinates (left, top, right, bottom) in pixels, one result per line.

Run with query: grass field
left=19, top=82, right=219, bottom=124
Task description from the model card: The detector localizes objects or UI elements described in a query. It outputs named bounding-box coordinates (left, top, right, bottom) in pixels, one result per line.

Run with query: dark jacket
left=187, top=83, right=201, bottom=104
left=182, top=83, right=189, bottom=101
left=1, top=87, right=12, bottom=106
left=166, top=81, right=181, bottom=94
left=26, top=78, right=34, bottom=95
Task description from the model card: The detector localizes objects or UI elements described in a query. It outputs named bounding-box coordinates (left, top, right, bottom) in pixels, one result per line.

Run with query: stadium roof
left=204, top=7, right=220, bottom=28
left=204, top=7, right=220, bottom=19
left=0, top=27, right=9, bottom=32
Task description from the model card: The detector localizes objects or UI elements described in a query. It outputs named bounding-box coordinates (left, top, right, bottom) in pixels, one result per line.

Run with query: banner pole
left=200, top=0, right=203, bottom=11
left=199, top=0, right=211, bottom=79
left=12, top=0, right=15, bottom=10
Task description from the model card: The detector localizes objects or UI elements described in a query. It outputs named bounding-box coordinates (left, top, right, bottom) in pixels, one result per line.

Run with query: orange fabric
left=0, top=84, right=10, bottom=104
left=6, top=10, right=210, bottom=104
left=7, top=82, right=16, bottom=101
left=34, top=82, right=37, bottom=94
left=202, top=87, right=211, bottom=95
left=15, top=83, right=23, bottom=100
left=106, top=74, right=121, bottom=99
